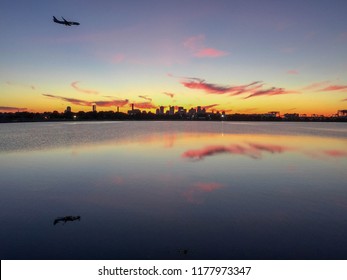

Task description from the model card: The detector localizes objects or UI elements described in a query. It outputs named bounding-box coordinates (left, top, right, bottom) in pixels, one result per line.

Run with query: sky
left=1, top=0, right=347, bottom=116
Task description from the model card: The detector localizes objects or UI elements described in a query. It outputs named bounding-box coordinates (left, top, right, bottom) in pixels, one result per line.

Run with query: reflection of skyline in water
left=1, top=121, right=347, bottom=153
left=0, top=122, right=347, bottom=259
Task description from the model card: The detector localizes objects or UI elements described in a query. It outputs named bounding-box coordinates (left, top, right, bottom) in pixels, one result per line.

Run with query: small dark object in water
left=53, top=215, right=81, bottom=225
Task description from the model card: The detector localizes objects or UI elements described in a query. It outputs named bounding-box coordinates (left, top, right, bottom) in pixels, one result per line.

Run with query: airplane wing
left=61, top=17, right=71, bottom=26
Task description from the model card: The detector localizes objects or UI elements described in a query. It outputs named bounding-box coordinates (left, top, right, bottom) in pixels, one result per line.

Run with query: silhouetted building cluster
left=1, top=106, right=346, bottom=123
left=151, top=104, right=225, bottom=120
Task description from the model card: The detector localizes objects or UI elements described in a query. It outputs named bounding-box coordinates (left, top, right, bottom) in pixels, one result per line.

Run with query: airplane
left=53, top=215, right=81, bottom=225
left=53, top=16, right=80, bottom=26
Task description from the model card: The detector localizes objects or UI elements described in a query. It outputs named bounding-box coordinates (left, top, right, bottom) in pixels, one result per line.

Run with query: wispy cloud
left=183, top=35, right=205, bottom=50
left=244, top=87, right=299, bottom=99
left=0, top=106, right=27, bottom=112
left=203, top=104, right=219, bottom=110
left=43, top=94, right=128, bottom=107
left=95, top=100, right=129, bottom=107
left=138, top=95, right=152, bottom=102
left=229, top=82, right=264, bottom=96
left=71, top=81, right=99, bottom=95
left=162, top=92, right=175, bottom=98
left=194, top=48, right=229, bottom=58
left=179, top=76, right=296, bottom=99
left=181, top=78, right=233, bottom=94
left=301, top=81, right=331, bottom=91
left=320, top=85, right=347, bottom=92
left=43, top=94, right=88, bottom=106
left=6, top=81, right=35, bottom=90
left=180, top=77, right=263, bottom=96
left=133, top=101, right=157, bottom=109
left=302, top=81, right=347, bottom=93
left=183, top=34, right=229, bottom=58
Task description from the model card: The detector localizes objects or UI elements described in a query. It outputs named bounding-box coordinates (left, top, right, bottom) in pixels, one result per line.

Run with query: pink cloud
left=194, top=48, right=229, bottom=58
left=133, top=101, right=157, bottom=109
left=71, top=81, right=98, bottom=95
left=287, top=70, right=299, bottom=75
left=301, top=81, right=331, bottom=91
left=180, top=78, right=262, bottom=95
left=183, top=34, right=228, bottom=58
left=181, top=79, right=231, bottom=94
left=244, top=87, right=299, bottom=99
left=229, top=82, right=264, bottom=96
left=176, top=75, right=297, bottom=99
left=320, top=85, right=347, bottom=92
left=95, top=100, right=129, bottom=107
left=183, top=35, right=205, bottom=51
left=43, top=94, right=128, bottom=107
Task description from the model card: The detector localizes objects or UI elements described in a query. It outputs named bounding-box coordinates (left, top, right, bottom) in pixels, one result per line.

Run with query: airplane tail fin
left=53, top=16, right=58, bottom=22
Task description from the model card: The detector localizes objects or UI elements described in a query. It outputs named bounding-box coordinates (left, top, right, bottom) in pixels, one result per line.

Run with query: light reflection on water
left=0, top=121, right=347, bottom=259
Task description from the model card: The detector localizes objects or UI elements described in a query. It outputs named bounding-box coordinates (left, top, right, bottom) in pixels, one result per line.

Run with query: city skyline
left=1, top=0, right=347, bottom=116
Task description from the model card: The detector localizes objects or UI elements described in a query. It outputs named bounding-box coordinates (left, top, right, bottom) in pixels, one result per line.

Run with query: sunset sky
left=1, top=0, right=347, bottom=115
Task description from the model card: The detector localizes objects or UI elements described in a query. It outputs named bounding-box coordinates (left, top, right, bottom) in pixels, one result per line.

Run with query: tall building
left=169, top=106, right=175, bottom=115
left=159, top=106, right=165, bottom=115
left=65, top=106, right=71, bottom=113
left=92, top=104, right=97, bottom=112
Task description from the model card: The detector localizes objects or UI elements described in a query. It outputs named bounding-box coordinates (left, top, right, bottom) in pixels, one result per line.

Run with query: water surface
left=1, top=121, right=347, bottom=259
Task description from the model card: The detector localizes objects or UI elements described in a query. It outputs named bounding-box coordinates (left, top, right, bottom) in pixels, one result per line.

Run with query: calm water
left=1, top=121, right=347, bottom=260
